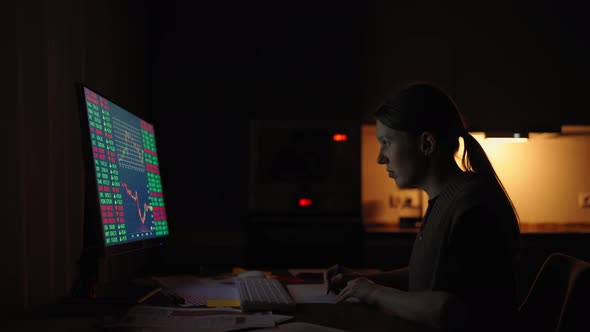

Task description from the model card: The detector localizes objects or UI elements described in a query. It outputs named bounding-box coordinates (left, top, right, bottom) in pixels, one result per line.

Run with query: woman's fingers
left=335, top=279, right=358, bottom=303
left=335, top=278, right=377, bottom=304
left=335, top=284, right=352, bottom=303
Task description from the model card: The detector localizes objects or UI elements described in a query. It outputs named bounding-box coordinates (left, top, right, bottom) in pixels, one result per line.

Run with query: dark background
left=5, top=0, right=590, bottom=317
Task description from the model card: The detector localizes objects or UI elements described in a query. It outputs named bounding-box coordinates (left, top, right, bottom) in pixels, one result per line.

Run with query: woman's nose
left=377, top=153, right=388, bottom=164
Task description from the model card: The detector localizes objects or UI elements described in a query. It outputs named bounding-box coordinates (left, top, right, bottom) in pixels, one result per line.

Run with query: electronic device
left=77, top=83, right=170, bottom=256
left=235, top=277, right=296, bottom=312
left=248, top=120, right=360, bottom=218
left=246, top=120, right=363, bottom=268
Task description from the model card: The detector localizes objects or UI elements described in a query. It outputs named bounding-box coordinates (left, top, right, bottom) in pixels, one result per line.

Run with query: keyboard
left=235, top=278, right=296, bottom=312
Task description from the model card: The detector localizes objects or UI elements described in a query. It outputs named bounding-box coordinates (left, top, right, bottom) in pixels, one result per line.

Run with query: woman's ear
left=419, top=131, right=436, bottom=156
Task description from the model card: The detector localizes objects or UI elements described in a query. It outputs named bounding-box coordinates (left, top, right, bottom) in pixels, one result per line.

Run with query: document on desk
left=286, top=284, right=358, bottom=304
left=251, top=322, right=350, bottom=332
left=152, top=275, right=238, bottom=307
left=112, top=305, right=285, bottom=331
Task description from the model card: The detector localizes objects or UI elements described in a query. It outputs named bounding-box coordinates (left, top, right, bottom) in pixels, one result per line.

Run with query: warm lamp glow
left=484, top=131, right=529, bottom=143
left=455, top=133, right=528, bottom=170
left=364, top=124, right=590, bottom=227
left=484, top=137, right=529, bottom=143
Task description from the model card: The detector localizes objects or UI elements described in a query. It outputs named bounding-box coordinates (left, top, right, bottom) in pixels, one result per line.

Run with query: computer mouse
left=236, top=270, right=266, bottom=279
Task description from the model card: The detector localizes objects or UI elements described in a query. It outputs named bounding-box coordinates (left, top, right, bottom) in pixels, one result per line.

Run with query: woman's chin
left=393, top=178, right=406, bottom=188
left=394, top=178, right=416, bottom=189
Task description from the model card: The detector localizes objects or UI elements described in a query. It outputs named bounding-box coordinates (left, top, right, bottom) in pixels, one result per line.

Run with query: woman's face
left=375, top=120, right=426, bottom=189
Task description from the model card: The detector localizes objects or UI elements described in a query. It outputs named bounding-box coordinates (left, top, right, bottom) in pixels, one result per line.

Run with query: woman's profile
left=327, top=83, right=521, bottom=331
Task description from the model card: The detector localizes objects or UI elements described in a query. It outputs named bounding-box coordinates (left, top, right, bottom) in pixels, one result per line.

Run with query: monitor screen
left=79, top=85, right=169, bottom=251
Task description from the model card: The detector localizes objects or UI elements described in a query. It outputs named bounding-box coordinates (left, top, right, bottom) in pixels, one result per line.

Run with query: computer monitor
left=77, top=84, right=170, bottom=256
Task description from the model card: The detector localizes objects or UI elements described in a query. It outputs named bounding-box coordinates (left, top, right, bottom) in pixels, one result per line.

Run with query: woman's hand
left=325, top=265, right=362, bottom=294
left=335, top=277, right=380, bottom=304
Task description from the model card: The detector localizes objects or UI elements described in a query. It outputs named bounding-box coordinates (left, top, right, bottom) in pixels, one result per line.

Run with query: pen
left=326, top=268, right=336, bottom=295
left=137, top=287, right=162, bottom=304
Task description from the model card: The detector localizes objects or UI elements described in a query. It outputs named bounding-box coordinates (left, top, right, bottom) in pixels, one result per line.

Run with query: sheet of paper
left=152, top=274, right=204, bottom=287
left=286, top=284, right=359, bottom=304
left=269, top=314, right=293, bottom=324
left=207, top=299, right=241, bottom=308
left=153, top=275, right=239, bottom=307
left=113, top=305, right=277, bottom=331
left=250, top=322, right=350, bottom=332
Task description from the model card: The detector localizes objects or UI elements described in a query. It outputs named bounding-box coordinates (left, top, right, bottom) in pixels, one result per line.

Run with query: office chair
left=517, top=252, right=590, bottom=332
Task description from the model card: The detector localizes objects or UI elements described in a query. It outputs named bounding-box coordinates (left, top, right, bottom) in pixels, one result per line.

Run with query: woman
left=327, top=83, right=521, bottom=330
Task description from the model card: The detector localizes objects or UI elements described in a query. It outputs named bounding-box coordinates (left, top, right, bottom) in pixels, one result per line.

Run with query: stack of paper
left=251, top=322, right=350, bottom=332
left=109, top=305, right=292, bottom=332
left=152, top=275, right=238, bottom=307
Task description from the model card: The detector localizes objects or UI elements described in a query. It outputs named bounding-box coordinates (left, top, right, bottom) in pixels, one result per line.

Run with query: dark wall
left=361, top=0, right=590, bottom=129
left=148, top=0, right=362, bottom=231
left=7, top=0, right=151, bottom=315
left=146, top=0, right=365, bottom=269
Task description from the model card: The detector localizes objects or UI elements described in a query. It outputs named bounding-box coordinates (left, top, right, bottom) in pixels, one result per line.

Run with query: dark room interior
left=5, top=0, right=590, bottom=331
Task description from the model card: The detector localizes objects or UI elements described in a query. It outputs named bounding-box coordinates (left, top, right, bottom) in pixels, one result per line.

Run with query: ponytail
left=460, top=133, right=492, bottom=176
left=460, top=132, right=519, bottom=221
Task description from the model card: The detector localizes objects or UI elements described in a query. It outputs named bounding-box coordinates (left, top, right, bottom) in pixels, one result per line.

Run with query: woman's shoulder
left=450, top=173, right=510, bottom=211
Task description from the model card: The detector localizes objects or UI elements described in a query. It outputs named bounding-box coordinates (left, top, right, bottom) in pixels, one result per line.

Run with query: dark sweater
left=408, top=172, right=521, bottom=329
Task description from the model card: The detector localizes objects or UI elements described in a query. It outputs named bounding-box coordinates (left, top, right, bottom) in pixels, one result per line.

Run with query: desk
left=9, top=274, right=438, bottom=332
left=10, top=302, right=437, bottom=332
left=289, top=303, right=437, bottom=332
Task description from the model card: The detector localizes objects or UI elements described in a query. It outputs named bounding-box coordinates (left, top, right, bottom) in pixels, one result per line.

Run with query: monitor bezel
left=76, top=82, right=169, bottom=257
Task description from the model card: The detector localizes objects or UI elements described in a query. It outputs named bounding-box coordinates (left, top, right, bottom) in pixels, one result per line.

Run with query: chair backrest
left=518, top=252, right=590, bottom=332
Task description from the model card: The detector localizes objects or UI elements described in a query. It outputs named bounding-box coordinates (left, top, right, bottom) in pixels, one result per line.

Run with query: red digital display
left=298, top=198, right=313, bottom=207
left=332, top=133, right=348, bottom=142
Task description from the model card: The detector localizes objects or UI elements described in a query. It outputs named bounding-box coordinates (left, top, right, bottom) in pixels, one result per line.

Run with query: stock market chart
left=83, top=87, right=169, bottom=246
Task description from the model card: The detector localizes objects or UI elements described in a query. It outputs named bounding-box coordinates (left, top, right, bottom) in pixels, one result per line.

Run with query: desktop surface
left=11, top=300, right=438, bottom=332
left=291, top=303, right=437, bottom=332
left=12, top=268, right=439, bottom=332
left=10, top=301, right=437, bottom=332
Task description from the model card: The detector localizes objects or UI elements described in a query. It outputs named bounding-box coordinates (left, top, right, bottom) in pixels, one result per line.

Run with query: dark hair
left=375, top=83, right=518, bottom=219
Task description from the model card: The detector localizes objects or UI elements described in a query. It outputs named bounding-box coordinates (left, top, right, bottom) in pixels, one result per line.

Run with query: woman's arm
left=326, top=265, right=408, bottom=293
left=366, top=267, right=409, bottom=290
left=370, top=285, right=468, bottom=328
left=336, top=278, right=468, bottom=329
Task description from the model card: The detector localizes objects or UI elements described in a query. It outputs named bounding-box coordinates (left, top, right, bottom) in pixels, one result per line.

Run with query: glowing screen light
left=83, top=87, right=169, bottom=246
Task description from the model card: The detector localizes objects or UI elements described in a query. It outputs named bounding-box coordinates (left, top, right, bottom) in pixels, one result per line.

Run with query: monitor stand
left=70, top=246, right=100, bottom=299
